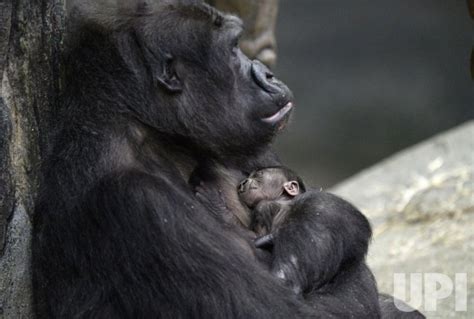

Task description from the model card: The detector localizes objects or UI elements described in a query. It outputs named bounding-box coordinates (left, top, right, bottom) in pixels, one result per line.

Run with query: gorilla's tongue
left=262, top=102, right=294, bottom=125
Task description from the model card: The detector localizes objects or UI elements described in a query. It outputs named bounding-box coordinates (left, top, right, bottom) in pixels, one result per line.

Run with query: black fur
left=32, top=1, right=310, bottom=318
left=268, top=190, right=380, bottom=316
left=199, top=165, right=381, bottom=317
left=32, top=1, right=423, bottom=318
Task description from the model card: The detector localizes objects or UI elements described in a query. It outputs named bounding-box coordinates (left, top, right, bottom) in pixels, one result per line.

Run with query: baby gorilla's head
left=238, top=166, right=306, bottom=208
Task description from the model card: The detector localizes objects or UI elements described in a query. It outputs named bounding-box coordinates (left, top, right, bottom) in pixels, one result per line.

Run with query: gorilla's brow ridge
left=196, top=2, right=224, bottom=27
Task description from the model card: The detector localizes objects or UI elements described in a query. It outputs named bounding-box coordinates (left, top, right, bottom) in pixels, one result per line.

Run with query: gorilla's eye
left=230, top=29, right=242, bottom=56
left=231, top=38, right=240, bottom=55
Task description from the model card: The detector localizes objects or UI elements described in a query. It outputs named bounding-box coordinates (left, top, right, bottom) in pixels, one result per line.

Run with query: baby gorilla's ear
left=283, top=181, right=300, bottom=197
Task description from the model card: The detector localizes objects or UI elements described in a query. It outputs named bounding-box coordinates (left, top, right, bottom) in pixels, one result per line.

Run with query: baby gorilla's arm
left=250, top=200, right=282, bottom=236
left=251, top=200, right=295, bottom=250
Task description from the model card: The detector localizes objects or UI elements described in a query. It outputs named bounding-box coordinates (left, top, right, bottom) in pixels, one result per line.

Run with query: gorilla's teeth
left=262, top=102, right=294, bottom=124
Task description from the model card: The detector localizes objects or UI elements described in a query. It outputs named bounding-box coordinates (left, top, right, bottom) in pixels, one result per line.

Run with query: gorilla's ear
left=283, top=181, right=300, bottom=197
left=156, top=55, right=182, bottom=93
left=131, top=34, right=183, bottom=93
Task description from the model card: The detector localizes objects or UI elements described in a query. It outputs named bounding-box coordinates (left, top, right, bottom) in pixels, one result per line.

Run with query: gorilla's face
left=136, top=3, right=293, bottom=157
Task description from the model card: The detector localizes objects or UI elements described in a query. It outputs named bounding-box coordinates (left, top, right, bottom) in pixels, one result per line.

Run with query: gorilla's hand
left=250, top=202, right=311, bottom=295
left=267, top=224, right=310, bottom=296
left=263, top=191, right=373, bottom=298
left=195, top=181, right=230, bottom=217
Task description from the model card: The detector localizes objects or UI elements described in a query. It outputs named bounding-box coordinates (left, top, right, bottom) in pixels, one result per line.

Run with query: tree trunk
left=0, top=0, right=64, bottom=317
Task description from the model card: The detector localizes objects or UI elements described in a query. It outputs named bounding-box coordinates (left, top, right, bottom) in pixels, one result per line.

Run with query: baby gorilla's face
left=238, top=168, right=300, bottom=207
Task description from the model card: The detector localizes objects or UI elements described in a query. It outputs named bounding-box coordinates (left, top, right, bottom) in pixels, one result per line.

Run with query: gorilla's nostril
left=251, top=60, right=282, bottom=94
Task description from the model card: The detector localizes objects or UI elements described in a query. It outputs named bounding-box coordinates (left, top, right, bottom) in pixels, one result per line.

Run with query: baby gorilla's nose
left=238, top=179, right=250, bottom=193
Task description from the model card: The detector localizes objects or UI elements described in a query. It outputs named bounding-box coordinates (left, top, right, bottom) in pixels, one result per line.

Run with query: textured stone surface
left=207, top=0, right=279, bottom=67
left=0, top=0, right=65, bottom=317
left=0, top=205, right=32, bottom=318
left=333, top=121, right=474, bottom=318
left=0, top=97, right=13, bottom=258
left=0, top=0, right=13, bottom=260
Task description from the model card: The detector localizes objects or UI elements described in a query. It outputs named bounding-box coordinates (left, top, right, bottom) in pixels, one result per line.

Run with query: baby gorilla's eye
left=254, top=171, right=263, bottom=178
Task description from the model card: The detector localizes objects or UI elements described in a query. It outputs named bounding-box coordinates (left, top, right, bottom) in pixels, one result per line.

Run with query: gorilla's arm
left=270, top=191, right=372, bottom=294
left=35, top=170, right=327, bottom=318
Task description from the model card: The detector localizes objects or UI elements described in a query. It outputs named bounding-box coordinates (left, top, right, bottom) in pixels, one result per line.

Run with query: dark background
left=273, top=0, right=473, bottom=187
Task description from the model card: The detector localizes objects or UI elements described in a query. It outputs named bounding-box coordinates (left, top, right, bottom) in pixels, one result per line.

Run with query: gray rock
left=207, top=0, right=279, bottom=67
left=0, top=0, right=65, bottom=317
left=332, top=121, right=474, bottom=318
left=0, top=205, right=32, bottom=318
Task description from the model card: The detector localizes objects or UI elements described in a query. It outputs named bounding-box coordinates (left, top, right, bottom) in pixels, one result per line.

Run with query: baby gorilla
left=238, top=167, right=306, bottom=244
left=239, top=167, right=380, bottom=312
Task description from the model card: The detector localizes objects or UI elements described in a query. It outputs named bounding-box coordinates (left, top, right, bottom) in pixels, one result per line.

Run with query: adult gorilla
left=32, top=1, right=408, bottom=318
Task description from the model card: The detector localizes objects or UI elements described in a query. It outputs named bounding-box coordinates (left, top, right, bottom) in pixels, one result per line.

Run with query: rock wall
left=333, top=121, right=474, bottom=318
left=0, top=0, right=65, bottom=317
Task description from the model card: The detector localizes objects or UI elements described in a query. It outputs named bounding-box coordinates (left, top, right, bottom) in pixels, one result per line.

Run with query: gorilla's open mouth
left=262, top=102, right=294, bottom=125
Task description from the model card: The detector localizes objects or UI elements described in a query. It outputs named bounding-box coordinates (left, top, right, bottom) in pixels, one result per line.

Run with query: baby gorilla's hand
left=251, top=200, right=281, bottom=237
